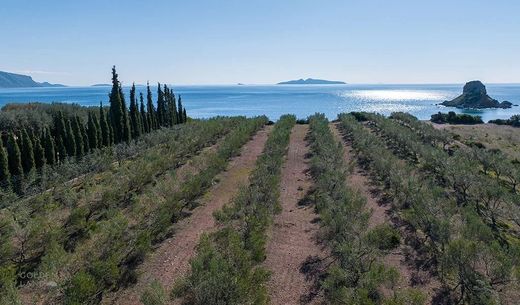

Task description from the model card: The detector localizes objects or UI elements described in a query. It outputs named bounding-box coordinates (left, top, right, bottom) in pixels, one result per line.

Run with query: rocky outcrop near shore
left=441, top=81, right=512, bottom=109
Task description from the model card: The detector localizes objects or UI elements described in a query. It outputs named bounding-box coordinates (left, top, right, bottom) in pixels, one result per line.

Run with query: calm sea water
left=1, top=84, right=519, bottom=121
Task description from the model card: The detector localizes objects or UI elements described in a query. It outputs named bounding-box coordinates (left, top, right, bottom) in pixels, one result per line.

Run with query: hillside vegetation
left=1, top=95, right=519, bottom=305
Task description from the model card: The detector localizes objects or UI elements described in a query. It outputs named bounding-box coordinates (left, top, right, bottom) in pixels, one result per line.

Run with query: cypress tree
left=43, top=128, right=56, bottom=165
left=170, top=89, right=178, bottom=125
left=140, top=92, right=149, bottom=133
left=71, top=116, right=84, bottom=156
left=156, top=83, right=165, bottom=127
left=56, top=137, right=66, bottom=161
left=87, top=113, right=98, bottom=150
left=33, top=136, right=46, bottom=169
left=78, top=116, right=89, bottom=154
left=20, top=129, right=35, bottom=174
left=146, top=82, right=157, bottom=130
left=108, top=66, right=125, bottom=143
left=107, top=113, right=115, bottom=145
left=64, top=117, right=77, bottom=157
left=93, top=112, right=102, bottom=148
left=165, top=85, right=177, bottom=126
left=183, top=108, right=187, bottom=123
left=129, top=83, right=141, bottom=139
left=163, top=85, right=170, bottom=126
left=119, top=84, right=131, bottom=143
left=54, top=112, right=75, bottom=157
left=0, top=139, right=11, bottom=190
left=99, top=102, right=110, bottom=147
left=7, top=133, right=23, bottom=178
left=177, top=95, right=184, bottom=124
left=53, top=111, right=68, bottom=158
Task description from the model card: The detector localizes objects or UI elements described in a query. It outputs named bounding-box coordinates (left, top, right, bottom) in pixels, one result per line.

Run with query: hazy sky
left=1, top=0, right=519, bottom=85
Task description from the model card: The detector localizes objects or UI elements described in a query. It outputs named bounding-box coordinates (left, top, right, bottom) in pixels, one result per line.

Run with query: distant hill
left=0, top=71, right=65, bottom=88
left=277, top=78, right=346, bottom=85
left=91, top=84, right=111, bottom=87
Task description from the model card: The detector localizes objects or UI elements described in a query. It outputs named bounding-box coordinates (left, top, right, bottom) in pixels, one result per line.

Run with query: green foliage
left=140, top=93, right=150, bottom=133
left=19, top=128, right=35, bottom=174
left=87, top=112, right=99, bottom=151
left=129, top=83, right=142, bottom=139
left=6, top=132, right=23, bottom=193
left=0, top=68, right=190, bottom=198
left=33, top=135, right=46, bottom=168
left=109, top=66, right=129, bottom=144
left=141, top=280, right=167, bottom=305
left=146, top=82, right=157, bottom=130
left=382, top=289, right=426, bottom=305
left=0, top=117, right=266, bottom=303
left=42, top=128, right=56, bottom=165
left=174, top=232, right=269, bottom=305
left=0, top=265, right=21, bottom=305
left=64, top=271, right=99, bottom=305
left=65, top=117, right=77, bottom=157
left=99, top=102, right=110, bottom=147
left=0, top=140, right=11, bottom=190
left=308, top=113, right=406, bottom=304
left=488, top=114, right=520, bottom=127
left=366, top=224, right=401, bottom=251
left=440, top=239, right=495, bottom=305
left=431, top=111, right=483, bottom=124
left=176, top=115, right=294, bottom=305
left=177, top=95, right=184, bottom=124
left=71, top=116, right=85, bottom=157
left=338, top=112, right=519, bottom=304
left=0, top=102, right=91, bottom=132
left=158, top=84, right=165, bottom=126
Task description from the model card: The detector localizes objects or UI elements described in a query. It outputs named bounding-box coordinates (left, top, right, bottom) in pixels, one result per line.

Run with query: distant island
left=441, top=80, right=513, bottom=109
left=91, top=84, right=111, bottom=87
left=0, top=71, right=65, bottom=88
left=277, top=78, right=346, bottom=85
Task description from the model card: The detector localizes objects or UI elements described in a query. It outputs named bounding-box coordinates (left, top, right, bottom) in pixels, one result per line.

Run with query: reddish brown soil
left=263, top=125, right=326, bottom=305
left=102, top=126, right=272, bottom=305
left=331, top=123, right=438, bottom=303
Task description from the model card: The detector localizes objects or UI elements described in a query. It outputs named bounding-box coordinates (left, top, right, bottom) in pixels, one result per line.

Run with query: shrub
left=366, top=224, right=401, bottom=251
left=430, top=111, right=483, bottom=124
left=141, top=280, right=167, bottom=305
left=489, top=114, right=520, bottom=127
left=64, top=271, right=99, bottom=305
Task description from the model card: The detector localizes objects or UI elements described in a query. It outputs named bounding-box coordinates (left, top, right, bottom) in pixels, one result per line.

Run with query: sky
left=1, top=0, right=519, bottom=86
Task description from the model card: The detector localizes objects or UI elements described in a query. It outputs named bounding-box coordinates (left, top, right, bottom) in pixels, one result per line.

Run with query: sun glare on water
left=344, top=90, right=448, bottom=101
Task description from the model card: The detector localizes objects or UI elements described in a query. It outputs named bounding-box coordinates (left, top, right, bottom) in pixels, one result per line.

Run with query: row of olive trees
left=171, top=115, right=295, bottom=305
left=0, top=117, right=265, bottom=305
left=62, top=116, right=267, bottom=305
left=307, top=113, right=424, bottom=305
left=391, top=111, right=520, bottom=193
left=338, top=113, right=519, bottom=305
left=364, top=112, right=519, bottom=233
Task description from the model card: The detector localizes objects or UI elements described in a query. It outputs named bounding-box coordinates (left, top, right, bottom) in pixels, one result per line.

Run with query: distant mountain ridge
left=0, top=71, right=65, bottom=88
left=277, top=78, right=346, bottom=85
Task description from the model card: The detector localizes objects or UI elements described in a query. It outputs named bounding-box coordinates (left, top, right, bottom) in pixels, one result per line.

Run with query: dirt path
left=264, top=125, right=325, bottom=305
left=103, top=126, right=272, bottom=305
left=331, top=123, right=438, bottom=302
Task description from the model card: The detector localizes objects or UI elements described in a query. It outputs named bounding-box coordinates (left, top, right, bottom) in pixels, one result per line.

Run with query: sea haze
left=0, top=84, right=519, bottom=121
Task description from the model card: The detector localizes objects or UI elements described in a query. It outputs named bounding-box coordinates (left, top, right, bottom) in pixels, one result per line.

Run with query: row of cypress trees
left=109, top=66, right=187, bottom=144
left=0, top=66, right=188, bottom=194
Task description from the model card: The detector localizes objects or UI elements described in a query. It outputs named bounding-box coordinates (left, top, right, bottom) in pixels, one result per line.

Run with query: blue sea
left=1, top=84, right=519, bottom=121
